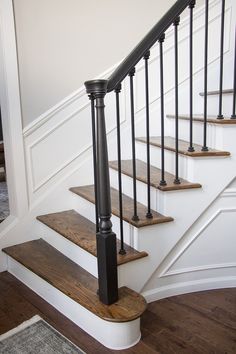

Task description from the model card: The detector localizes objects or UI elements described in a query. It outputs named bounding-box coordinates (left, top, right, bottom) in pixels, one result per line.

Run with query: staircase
left=2, top=0, right=236, bottom=350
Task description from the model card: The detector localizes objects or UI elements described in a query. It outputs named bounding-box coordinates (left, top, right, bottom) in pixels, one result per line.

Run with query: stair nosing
left=167, top=114, right=236, bottom=125
left=136, top=136, right=230, bottom=157
left=37, top=210, right=149, bottom=266
left=109, top=159, right=202, bottom=191
left=70, top=187, right=173, bottom=228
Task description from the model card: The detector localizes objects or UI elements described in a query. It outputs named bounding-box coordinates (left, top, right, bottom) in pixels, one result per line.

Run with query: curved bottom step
left=7, top=258, right=141, bottom=350
left=3, top=240, right=147, bottom=350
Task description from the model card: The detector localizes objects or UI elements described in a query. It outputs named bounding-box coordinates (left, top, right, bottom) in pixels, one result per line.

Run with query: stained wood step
left=0, top=143, right=4, bottom=153
left=136, top=136, right=230, bottom=157
left=167, top=114, right=236, bottom=125
left=37, top=210, right=148, bottom=266
left=70, top=186, right=173, bottom=228
left=199, top=89, right=233, bottom=96
left=109, top=159, right=201, bottom=191
left=2, top=239, right=147, bottom=322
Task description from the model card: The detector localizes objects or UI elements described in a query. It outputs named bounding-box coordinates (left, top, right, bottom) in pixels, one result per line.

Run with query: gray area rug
left=0, top=315, right=86, bottom=354
left=0, top=181, right=9, bottom=222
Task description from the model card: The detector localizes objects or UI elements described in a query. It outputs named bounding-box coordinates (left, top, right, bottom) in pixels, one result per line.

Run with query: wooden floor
left=0, top=272, right=235, bottom=353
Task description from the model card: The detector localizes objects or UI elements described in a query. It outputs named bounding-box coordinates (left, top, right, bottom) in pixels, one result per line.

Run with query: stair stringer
left=141, top=177, right=236, bottom=302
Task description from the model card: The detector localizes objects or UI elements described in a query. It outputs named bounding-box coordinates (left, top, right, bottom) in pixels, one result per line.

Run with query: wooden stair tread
left=167, top=114, right=236, bottom=125
left=136, top=136, right=230, bottom=157
left=0, top=143, right=4, bottom=153
left=37, top=210, right=148, bottom=265
left=109, top=159, right=201, bottom=191
left=2, top=239, right=147, bottom=322
left=70, top=186, right=173, bottom=227
left=199, top=89, right=233, bottom=96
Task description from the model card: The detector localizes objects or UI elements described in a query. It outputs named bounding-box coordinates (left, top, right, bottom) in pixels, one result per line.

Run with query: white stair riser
left=110, top=166, right=201, bottom=216
left=109, top=167, right=160, bottom=212
left=136, top=141, right=190, bottom=179
left=40, top=222, right=98, bottom=277
left=39, top=221, right=149, bottom=291
left=8, top=258, right=141, bottom=350
left=201, top=93, right=234, bottom=117
left=166, top=118, right=225, bottom=149
left=72, top=193, right=139, bottom=248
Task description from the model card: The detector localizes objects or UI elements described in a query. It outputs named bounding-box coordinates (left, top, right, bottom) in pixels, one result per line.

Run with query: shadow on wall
left=0, top=109, right=9, bottom=222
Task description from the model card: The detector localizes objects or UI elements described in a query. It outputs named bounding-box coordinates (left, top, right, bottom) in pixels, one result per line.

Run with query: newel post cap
left=84, top=79, right=108, bottom=95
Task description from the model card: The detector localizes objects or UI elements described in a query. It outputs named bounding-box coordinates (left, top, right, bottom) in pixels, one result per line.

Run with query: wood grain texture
left=0, top=272, right=235, bottom=354
left=167, top=114, right=236, bottom=125
left=2, top=240, right=147, bottom=323
left=70, top=185, right=173, bottom=227
left=109, top=159, right=202, bottom=191
left=136, top=136, right=230, bottom=157
left=199, top=89, right=233, bottom=96
left=37, top=210, right=148, bottom=266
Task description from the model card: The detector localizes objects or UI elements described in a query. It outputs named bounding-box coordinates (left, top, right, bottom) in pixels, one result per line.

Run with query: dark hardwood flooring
left=0, top=272, right=235, bottom=353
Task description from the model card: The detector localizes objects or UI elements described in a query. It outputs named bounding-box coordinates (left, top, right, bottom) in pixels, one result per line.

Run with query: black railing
left=85, top=0, right=235, bottom=304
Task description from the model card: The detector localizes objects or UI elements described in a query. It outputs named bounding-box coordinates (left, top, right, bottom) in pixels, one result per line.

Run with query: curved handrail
left=107, top=0, right=193, bottom=92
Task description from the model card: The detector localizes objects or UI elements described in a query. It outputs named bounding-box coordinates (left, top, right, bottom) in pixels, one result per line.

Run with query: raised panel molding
left=24, top=81, right=127, bottom=198
left=160, top=208, right=236, bottom=278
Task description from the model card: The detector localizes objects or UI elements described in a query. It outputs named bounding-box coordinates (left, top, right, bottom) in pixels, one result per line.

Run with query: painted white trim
left=160, top=208, right=236, bottom=277
left=23, top=62, right=120, bottom=137
left=142, top=276, right=236, bottom=303
left=221, top=188, right=236, bottom=197
left=164, top=262, right=236, bottom=277
left=0, top=0, right=28, bottom=219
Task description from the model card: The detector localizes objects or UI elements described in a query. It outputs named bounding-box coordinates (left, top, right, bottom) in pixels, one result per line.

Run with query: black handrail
left=107, top=0, right=193, bottom=92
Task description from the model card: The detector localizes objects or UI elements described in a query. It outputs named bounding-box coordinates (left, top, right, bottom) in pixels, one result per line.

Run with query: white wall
left=13, top=0, right=175, bottom=127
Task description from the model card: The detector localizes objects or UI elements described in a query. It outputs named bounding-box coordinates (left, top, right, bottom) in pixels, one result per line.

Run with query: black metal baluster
left=188, top=1, right=196, bottom=152
left=129, top=68, right=139, bottom=221
left=159, top=34, right=167, bottom=186
left=144, top=50, right=153, bottom=218
left=202, top=0, right=209, bottom=151
left=217, top=0, right=226, bottom=119
left=115, top=84, right=126, bottom=254
left=174, top=17, right=181, bottom=184
left=85, top=79, right=118, bottom=305
left=232, top=27, right=236, bottom=119
left=89, top=94, right=99, bottom=232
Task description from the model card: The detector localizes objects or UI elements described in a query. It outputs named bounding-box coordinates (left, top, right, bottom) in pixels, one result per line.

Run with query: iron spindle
left=159, top=34, right=167, bottom=186
left=129, top=68, right=139, bottom=221
left=217, top=0, right=226, bottom=119
left=188, top=1, right=196, bottom=152
left=202, top=0, right=209, bottom=151
left=85, top=79, right=118, bottom=305
left=174, top=17, right=181, bottom=185
left=144, top=51, right=153, bottom=218
left=232, top=27, right=236, bottom=119
left=115, top=84, right=126, bottom=255
left=89, top=94, right=99, bottom=233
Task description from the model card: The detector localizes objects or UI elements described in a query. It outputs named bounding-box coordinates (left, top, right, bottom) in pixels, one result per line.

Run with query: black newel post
left=85, top=79, right=118, bottom=305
